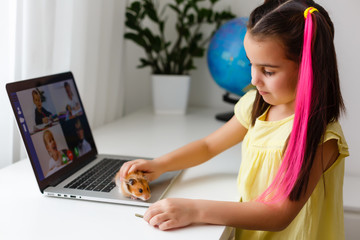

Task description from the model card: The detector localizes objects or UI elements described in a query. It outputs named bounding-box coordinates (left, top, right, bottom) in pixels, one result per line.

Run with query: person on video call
left=32, top=89, right=53, bottom=125
left=64, top=82, right=80, bottom=113
left=65, top=104, right=74, bottom=120
left=75, top=118, right=91, bottom=156
left=43, top=130, right=70, bottom=176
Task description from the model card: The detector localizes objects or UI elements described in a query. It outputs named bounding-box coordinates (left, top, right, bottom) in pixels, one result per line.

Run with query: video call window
left=16, top=80, right=92, bottom=178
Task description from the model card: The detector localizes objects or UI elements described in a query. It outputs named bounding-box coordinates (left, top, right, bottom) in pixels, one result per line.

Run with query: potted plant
left=124, top=0, right=235, bottom=114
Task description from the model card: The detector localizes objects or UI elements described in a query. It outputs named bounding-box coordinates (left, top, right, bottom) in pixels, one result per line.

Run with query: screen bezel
left=6, top=71, right=98, bottom=192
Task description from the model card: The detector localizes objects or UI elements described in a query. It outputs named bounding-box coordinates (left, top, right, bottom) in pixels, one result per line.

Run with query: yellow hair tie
left=304, top=7, right=318, bottom=19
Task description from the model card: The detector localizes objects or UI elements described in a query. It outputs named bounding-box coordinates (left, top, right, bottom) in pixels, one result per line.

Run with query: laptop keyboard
left=64, top=158, right=126, bottom=192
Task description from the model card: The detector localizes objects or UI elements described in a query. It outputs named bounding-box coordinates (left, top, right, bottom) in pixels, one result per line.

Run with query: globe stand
left=215, top=92, right=239, bottom=122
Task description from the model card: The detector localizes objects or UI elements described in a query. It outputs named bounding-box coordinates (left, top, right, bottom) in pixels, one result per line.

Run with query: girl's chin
left=51, top=149, right=58, bottom=154
left=261, top=95, right=272, bottom=104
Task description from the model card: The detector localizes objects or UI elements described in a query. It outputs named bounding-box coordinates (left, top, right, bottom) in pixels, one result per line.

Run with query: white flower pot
left=151, top=74, right=191, bottom=114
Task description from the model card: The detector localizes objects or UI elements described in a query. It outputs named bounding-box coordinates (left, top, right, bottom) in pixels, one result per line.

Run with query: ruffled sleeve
left=234, top=90, right=257, bottom=129
left=323, top=121, right=349, bottom=159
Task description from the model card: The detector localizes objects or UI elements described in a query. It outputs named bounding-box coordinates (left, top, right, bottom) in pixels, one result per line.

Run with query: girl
left=43, top=130, right=71, bottom=177
left=32, top=89, right=53, bottom=125
left=119, top=0, right=349, bottom=239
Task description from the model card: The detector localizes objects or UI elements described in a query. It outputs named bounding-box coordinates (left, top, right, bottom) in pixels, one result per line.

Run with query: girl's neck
left=50, top=150, right=61, bottom=161
left=265, top=104, right=295, bottom=122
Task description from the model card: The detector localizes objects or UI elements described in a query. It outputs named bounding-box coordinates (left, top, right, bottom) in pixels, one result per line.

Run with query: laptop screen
left=7, top=72, right=97, bottom=190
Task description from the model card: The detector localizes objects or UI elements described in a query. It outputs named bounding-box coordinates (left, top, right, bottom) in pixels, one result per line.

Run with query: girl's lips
left=258, top=90, right=268, bottom=95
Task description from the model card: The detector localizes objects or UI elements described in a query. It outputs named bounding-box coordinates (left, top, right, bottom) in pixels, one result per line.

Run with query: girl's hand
left=144, top=198, right=198, bottom=231
left=119, top=159, right=163, bottom=182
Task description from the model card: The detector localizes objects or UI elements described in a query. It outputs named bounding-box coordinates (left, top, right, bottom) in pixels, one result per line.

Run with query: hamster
left=114, top=170, right=151, bottom=201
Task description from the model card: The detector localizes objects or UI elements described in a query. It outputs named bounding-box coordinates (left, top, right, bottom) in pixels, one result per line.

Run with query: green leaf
left=152, top=36, right=162, bottom=53
left=178, top=27, right=190, bottom=40
left=165, top=41, right=171, bottom=47
left=130, top=1, right=141, bottom=15
left=206, top=9, right=213, bottom=23
left=143, top=28, right=155, bottom=44
left=144, top=2, right=158, bottom=22
left=183, top=3, right=192, bottom=16
left=184, top=59, right=196, bottom=72
left=187, top=14, right=195, bottom=25
left=190, top=46, right=204, bottom=57
left=140, top=10, right=146, bottom=19
left=189, top=0, right=199, bottom=14
left=125, top=20, right=140, bottom=31
left=179, top=47, right=188, bottom=61
left=126, top=12, right=137, bottom=24
left=159, top=21, right=165, bottom=33
left=168, top=4, right=181, bottom=14
left=193, top=33, right=202, bottom=42
left=197, top=10, right=206, bottom=23
left=198, top=8, right=211, bottom=22
left=220, top=11, right=236, bottom=20
left=137, top=58, right=152, bottom=68
left=124, top=33, right=148, bottom=49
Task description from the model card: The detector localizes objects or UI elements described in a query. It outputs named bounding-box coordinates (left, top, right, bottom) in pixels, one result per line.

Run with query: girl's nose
left=251, top=68, right=262, bottom=87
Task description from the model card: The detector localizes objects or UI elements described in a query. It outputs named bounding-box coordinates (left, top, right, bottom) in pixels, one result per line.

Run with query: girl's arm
left=156, top=115, right=248, bottom=172
left=144, top=139, right=339, bottom=231
left=120, top=115, right=248, bottom=180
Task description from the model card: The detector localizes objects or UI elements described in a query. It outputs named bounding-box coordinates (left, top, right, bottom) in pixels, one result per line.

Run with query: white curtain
left=0, top=0, right=17, bottom=168
left=0, top=0, right=126, bottom=168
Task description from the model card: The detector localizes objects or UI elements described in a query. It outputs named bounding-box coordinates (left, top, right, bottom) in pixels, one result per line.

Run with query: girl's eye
left=263, top=69, right=274, bottom=77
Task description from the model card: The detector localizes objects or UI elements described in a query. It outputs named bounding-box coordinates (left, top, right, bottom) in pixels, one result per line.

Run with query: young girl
left=119, top=0, right=349, bottom=239
left=43, top=130, right=71, bottom=177
left=32, top=89, right=53, bottom=125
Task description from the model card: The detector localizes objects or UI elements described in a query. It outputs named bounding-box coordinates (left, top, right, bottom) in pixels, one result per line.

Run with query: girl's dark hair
left=248, top=0, right=345, bottom=201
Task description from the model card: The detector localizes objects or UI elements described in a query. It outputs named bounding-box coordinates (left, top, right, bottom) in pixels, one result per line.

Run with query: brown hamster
left=114, top=170, right=151, bottom=201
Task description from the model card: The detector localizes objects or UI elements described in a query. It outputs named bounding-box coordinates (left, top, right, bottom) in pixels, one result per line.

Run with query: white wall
left=122, top=0, right=360, bottom=176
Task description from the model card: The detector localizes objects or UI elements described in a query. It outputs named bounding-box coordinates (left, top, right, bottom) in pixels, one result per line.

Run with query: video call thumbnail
left=16, top=80, right=94, bottom=179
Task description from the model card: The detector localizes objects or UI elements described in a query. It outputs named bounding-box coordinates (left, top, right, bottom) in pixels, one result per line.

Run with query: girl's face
left=44, top=133, right=57, bottom=153
left=65, top=85, right=73, bottom=99
left=33, top=93, right=42, bottom=111
left=244, top=33, right=299, bottom=112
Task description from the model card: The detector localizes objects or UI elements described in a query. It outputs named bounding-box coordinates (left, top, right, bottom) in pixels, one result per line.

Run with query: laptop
left=6, top=71, right=181, bottom=207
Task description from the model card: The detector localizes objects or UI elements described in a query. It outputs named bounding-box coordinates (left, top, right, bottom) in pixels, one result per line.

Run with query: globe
left=207, top=17, right=252, bottom=97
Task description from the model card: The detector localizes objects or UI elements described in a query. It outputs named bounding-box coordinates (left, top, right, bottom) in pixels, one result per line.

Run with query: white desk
left=0, top=108, right=241, bottom=240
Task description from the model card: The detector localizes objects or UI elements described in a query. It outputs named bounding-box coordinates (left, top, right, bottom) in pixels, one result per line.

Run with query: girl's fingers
left=148, top=212, right=169, bottom=227
left=119, top=161, right=136, bottom=178
left=143, top=204, right=162, bottom=223
left=119, top=159, right=159, bottom=181
left=144, top=199, right=179, bottom=229
left=128, top=164, right=138, bottom=175
left=143, top=198, right=195, bottom=231
left=158, top=219, right=177, bottom=231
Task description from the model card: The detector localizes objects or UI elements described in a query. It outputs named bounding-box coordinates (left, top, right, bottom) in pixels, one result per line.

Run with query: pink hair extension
left=256, top=11, right=316, bottom=203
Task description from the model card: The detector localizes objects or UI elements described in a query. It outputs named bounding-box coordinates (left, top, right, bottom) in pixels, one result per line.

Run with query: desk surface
left=0, top=108, right=241, bottom=240
left=2, top=108, right=358, bottom=240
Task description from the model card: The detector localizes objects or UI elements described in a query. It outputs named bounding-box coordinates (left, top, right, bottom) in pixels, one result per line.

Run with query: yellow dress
left=234, top=90, right=349, bottom=240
